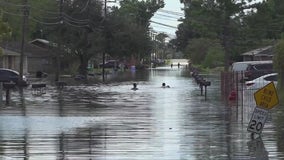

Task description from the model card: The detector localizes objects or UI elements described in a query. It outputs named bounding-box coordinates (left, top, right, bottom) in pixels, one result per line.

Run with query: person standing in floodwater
left=171, top=63, right=173, bottom=68
left=178, top=63, right=180, bottom=68
left=131, top=83, right=138, bottom=90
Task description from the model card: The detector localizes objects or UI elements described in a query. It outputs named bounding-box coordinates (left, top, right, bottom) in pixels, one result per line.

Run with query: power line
left=150, top=20, right=177, bottom=29
left=63, top=19, right=89, bottom=28
left=79, top=0, right=90, bottom=13
left=152, top=16, right=180, bottom=22
left=0, top=0, right=28, bottom=7
left=151, top=24, right=175, bottom=30
left=29, top=7, right=60, bottom=15
left=63, top=16, right=89, bottom=25
left=158, top=9, right=184, bottom=17
left=0, top=9, right=23, bottom=17
left=156, top=13, right=182, bottom=19
left=29, top=8, right=91, bottom=26
left=62, top=13, right=89, bottom=23
left=29, top=7, right=90, bottom=23
left=2, top=9, right=89, bottom=27
left=29, top=16, right=61, bottom=25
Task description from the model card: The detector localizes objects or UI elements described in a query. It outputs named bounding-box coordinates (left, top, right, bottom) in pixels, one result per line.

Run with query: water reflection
left=247, top=137, right=268, bottom=160
left=0, top=67, right=284, bottom=159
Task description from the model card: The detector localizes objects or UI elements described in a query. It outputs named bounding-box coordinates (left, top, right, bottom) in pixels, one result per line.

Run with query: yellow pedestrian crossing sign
left=254, top=82, right=279, bottom=109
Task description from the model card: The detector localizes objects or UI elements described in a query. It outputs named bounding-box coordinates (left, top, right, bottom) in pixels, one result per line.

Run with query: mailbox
left=3, top=82, right=16, bottom=89
left=204, top=81, right=211, bottom=86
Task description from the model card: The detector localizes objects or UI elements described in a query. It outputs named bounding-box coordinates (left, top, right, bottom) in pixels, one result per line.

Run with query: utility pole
left=222, top=11, right=231, bottom=72
left=20, top=0, right=28, bottom=83
left=55, top=0, right=64, bottom=82
left=102, top=0, right=107, bottom=82
left=103, top=0, right=116, bottom=82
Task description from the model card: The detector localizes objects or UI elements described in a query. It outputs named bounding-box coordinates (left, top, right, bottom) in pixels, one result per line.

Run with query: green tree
left=154, top=33, right=168, bottom=60
left=184, top=38, right=210, bottom=64
left=0, top=18, right=11, bottom=55
left=28, top=1, right=59, bottom=40
left=0, top=0, right=58, bottom=40
left=274, top=38, right=284, bottom=103
left=106, top=12, right=148, bottom=59
left=107, top=0, right=164, bottom=64
left=57, top=0, right=104, bottom=76
left=1, top=0, right=164, bottom=76
left=118, top=0, right=164, bottom=28
left=202, top=45, right=224, bottom=68
left=0, top=19, right=11, bottom=40
left=184, top=38, right=223, bottom=67
left=176, top=0, right=259, bottom=70
left=0, top=0, right=24, bottom=40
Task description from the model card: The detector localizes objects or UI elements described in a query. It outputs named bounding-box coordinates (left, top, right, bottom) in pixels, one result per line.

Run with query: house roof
left=0, top=40, right=50, bottom=57
left=29, top=39, right=50, bottom=49
left=242, top=46, right=273, bottom=56
left=3, top=48, right=20, bottom=56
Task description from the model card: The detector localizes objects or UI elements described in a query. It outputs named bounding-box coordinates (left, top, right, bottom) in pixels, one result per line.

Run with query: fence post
left=6, top=89, right=10, bottom=105
left=0, top=82, right=2, bottom=105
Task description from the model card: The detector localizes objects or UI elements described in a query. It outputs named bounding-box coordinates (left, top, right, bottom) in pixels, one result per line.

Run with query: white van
left=231, top=60, right=272, bottom=72
left=231, top=60, right=272, bottom=82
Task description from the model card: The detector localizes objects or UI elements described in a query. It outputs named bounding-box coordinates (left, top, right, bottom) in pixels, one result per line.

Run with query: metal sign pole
left=0, top=82, right=2, bottom=105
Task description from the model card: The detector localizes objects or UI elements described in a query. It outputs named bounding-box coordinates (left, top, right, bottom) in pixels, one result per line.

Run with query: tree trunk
left=279, top=70, right=284, bottom=105
left=280, top=70, right=284, bottom=89
left=222, top=14, right=230, bottom=72
left=79, top=54, right=88, bottom=78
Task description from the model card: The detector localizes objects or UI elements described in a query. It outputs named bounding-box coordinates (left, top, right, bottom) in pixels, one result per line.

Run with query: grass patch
left=191, top=64, right=224, bottom=74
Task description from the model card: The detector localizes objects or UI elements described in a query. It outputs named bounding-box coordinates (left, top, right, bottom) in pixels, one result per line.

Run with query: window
left=264, top=75, right=277, bottom=81
left=254, top=63, right=273, bottom=71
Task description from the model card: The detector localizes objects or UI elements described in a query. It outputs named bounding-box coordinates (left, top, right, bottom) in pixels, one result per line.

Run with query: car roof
left=233, top=60, right=272, bottom=65
left=231, top=60, right=272, bottom=71
left=250, top=73, right=277, bottom=81
left=0, top=68, right=20, bottom=74
left=248, top=62, right=273, bottom=66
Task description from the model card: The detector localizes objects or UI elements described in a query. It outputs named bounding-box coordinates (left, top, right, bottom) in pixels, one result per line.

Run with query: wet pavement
left=0, top=66, right=284, bottom=160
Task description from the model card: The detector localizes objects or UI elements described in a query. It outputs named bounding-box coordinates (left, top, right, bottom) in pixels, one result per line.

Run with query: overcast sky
left=150, top=0, right=264, bottom=38
left=150, top=0, right=184, bottom=38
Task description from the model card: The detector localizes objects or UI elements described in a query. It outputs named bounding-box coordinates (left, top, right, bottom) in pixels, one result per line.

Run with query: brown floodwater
left=0, top=66, right=283, bottom=160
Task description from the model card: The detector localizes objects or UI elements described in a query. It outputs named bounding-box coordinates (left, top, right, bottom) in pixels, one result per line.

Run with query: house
left=241, top=46, right=273, bottom=61
left=0, top=48, right=27, bottom=73
left=0, top=40, right=54, bottom=74
left=1, top=39, right=98, bottom=76
left=29, top=39, right=78, bottom=74
left=28, top=39, right=54, bottom=73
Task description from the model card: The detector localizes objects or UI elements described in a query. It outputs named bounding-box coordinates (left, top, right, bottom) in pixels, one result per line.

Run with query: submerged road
left=0, top=66, right=283, bottom=160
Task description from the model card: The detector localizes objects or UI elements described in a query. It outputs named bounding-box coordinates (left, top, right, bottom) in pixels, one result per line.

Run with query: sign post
left=247, top=82, right=279, bottom=135
left=254, top=82, right=279, bottom=110
left=247, top=107, right=268, bottom=134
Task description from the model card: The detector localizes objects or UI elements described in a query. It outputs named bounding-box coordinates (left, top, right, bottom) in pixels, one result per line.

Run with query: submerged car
left=245, top=73, right=277, bottom=90
left=0, top=68, right=28, bottom=86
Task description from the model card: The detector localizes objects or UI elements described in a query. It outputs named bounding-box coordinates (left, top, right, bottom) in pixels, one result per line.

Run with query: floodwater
left=0, top=66, right=284, bottom=160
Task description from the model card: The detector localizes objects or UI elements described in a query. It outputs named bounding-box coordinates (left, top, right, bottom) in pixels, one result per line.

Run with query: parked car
left=231, top=60, right=272, bottom=83
left=0, top=68, right=28, bottom=86
left=245, top=73, right=277, bottom=90
left=99, top=60, right=119, bottom=69
left=244, top=61, right=274, bottom=81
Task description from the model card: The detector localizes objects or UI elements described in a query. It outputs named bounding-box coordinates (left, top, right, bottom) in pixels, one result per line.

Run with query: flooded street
left=0, top=66, right=284, bottom=160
